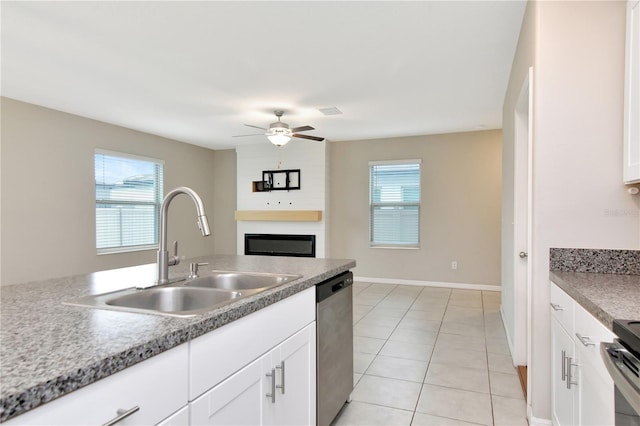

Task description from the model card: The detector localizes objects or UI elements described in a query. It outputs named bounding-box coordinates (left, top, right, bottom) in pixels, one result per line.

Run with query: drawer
left=550, top=282, right=575, bottom=335
left=4, top=344, right=189, bottom=426
left=574, top=302, right=616, bottom=382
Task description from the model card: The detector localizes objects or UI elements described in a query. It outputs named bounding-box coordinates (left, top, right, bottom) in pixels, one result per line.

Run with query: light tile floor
left=332, top=282, right=527, bottom=426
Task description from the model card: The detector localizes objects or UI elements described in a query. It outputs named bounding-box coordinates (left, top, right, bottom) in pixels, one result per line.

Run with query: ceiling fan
left=233, top=110, right=325, bottom=146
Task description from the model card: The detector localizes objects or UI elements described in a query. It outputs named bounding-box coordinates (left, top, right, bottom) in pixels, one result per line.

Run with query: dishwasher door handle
left=332, top=283, right=345, bottom=292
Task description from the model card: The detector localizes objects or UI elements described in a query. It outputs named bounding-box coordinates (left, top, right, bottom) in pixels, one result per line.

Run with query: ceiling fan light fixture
left=267, top=128, right=292, bottom=146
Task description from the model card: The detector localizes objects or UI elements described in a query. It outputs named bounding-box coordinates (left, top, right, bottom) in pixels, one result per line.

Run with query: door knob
left=519, top=252, right=528, bottom=258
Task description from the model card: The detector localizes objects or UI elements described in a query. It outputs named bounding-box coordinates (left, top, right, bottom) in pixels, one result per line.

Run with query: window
left=369, top=159, right=421, bottom=247
left=95, top=150, right=164, bottom=254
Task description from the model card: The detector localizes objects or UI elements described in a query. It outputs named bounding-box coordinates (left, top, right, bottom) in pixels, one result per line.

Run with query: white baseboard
left=528, top=405, right=552, bottom=426
left=353, top=276, right=501, bottom=292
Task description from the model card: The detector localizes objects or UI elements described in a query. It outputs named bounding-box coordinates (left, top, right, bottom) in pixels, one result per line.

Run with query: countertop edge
left=550, top=271, right=614, bottom=329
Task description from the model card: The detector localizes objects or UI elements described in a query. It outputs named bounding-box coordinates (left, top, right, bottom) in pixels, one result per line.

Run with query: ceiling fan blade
left=244, top=124, right=267, bottom=130
left=292, top=133, right=325, bottom=142
left=232, top=133, right=264, bottom=137
left=290, top=125, right=314, bottom=133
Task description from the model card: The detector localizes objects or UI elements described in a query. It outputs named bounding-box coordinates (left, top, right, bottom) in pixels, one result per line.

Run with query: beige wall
left=502, top=1, right=640, bottom=422
left=211, top=149, right=237, bottom=256
left=1, top=97, right=236, bottom=285
left=330, top=130, right=502, bottom=286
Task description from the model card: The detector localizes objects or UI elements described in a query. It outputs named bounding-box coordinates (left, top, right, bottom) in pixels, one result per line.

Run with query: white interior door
left=513, top=67, right=533, bottom=368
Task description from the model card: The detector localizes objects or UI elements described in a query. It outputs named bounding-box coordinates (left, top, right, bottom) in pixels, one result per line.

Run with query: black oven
left=602, top=320, right=640, bottom=425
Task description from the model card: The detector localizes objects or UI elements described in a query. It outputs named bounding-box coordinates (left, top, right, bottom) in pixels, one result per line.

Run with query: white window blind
left=369, top=160, right=421, bottom=247
left=95, top=150, right=164, bottom=254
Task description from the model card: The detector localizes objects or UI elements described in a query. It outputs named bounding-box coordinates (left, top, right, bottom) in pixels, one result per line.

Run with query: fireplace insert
left=244, top=234, right=316, bottom=257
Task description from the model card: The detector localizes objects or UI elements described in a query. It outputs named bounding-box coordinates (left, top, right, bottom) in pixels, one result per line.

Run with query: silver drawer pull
left=561, top=350, right=567, bottom=381
left=266, top=368, right=276, bottom=403
left=550, top=303, right=565, bottom=311
left=576, top=333, right=596, bottom=347
left=276, top=361, right=285, bottom=394
left=103, top=406, right=140, bottom=426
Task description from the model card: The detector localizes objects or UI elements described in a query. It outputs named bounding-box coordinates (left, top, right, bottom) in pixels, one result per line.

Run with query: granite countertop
left=550, top=271, right=640, bottom=329
left=0, top=254, right=355, bottom=422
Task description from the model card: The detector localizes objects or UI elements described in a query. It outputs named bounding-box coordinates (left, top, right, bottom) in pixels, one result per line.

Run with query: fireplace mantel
left=234, top=210, right=323, bottom=222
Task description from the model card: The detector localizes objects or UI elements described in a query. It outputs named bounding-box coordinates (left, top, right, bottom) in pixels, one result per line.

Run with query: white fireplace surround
left=235, top=141, right=329, bottom=258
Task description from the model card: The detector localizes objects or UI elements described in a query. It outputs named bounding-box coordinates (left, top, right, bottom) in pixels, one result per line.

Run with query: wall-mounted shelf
left=235, top=210, right=323, bottom=222
left=253, top=169, right=301, bottom=192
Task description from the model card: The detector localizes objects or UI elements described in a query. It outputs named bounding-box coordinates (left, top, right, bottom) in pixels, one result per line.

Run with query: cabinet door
left=624, top=0, right=640, bottom=183
left=576, top=360, right=615, bottom=426
left=267, top=324, right=316, bottom=426
left=190, top=355, right=267, bottom=426
left=551, top=317, right=575, bottom=426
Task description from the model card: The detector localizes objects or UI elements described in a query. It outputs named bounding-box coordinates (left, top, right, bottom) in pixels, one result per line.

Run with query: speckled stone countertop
left=549, top=248, right=640, bottom=330
left=550, top=271, right=640, bottom=329
left=0, top=255, right=355, bottom=422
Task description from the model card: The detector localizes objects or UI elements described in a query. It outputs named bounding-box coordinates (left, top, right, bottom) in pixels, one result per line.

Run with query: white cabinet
left=190, top=324, right=315, bottom=426
left=4, top=344, right=189, bottom=426
left=550, top=282, right=616, bottom=426
left=191, top=353, right=266, bottom=425
left=189, top=287, right=316, bottom=426
left=624, top=0, right=640, bottom=183
left=551, top=316, right=576, bottom=426
left=265, top=324, right=316, bottom=425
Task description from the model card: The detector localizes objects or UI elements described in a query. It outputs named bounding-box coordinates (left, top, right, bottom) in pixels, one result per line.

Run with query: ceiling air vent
left=318, top=106, right=342, bottom=116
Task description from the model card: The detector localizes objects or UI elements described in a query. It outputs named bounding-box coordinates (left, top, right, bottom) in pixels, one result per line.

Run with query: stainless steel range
left=602, top=320, right=640, bottom=425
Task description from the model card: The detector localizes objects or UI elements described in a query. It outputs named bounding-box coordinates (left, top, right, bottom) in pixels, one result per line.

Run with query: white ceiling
left=1, top=1, right=526, bottom=150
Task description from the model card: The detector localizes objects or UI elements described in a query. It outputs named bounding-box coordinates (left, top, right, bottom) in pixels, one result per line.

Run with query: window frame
left=94, top=149, right=164, bottom=255
left=369, top=159, right=422, bottom=249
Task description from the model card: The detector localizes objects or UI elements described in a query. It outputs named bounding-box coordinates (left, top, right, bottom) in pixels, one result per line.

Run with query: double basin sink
left=65, top=271, right=301, bottom=317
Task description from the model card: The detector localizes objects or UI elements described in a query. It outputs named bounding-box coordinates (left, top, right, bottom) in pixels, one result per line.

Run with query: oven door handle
left=601, top=342, right=640, bottom=415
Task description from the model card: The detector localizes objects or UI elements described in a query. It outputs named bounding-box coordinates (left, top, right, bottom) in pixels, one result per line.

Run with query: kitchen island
left=0, top=254, right=355, bottom=423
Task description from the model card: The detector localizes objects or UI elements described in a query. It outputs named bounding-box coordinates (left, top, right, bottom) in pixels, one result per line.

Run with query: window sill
left=97, top=244, right=158, bottom=255
left=369, top=245, right=420, bottom=250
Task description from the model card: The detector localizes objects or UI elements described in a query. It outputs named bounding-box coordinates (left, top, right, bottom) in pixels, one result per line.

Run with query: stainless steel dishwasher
left=316, top=271, right=354, bottom=426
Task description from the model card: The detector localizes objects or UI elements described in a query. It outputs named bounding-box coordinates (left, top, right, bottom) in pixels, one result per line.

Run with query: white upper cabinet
left=624, top=0, right=640, bottom=183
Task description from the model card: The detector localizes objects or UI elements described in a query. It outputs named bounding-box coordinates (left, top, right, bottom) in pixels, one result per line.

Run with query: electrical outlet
left=451, top=261, right=458, bottom=270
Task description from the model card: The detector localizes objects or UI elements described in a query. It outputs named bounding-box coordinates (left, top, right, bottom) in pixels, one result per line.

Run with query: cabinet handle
left=561, top=350, right=567, bottom=381
left=550, top=303, right=565, bottom=311
left=276, top=361, right=285, bottom=394
left=575, top=333, right=596, bottom=347
left=266, top=368, right=276, bottom=403
left=566, top=357, right=579, bottom=389
left=103, top=406, right=140, bottom=426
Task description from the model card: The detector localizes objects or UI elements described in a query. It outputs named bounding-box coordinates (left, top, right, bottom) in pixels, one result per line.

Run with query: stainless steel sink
left=64, top=271, right=302, bottom=317
left=183, top=271, right=301, bottom=291
left=65, top=286, right=246, bottom=317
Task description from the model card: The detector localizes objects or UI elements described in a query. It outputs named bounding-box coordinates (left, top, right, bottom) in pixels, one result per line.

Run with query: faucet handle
left=188, top=262, right=209, bottom=279
left=168, top=240, right=180, bottom=266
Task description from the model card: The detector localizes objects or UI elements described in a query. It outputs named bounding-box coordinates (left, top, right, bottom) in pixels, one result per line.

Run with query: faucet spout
left=156, top=187, right=211, bottom=285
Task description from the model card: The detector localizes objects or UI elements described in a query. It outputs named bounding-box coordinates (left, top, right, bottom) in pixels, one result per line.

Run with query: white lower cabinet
left=551, top=316, right=575, bottom=426
left=191, top=355, right=265, bottom=425
left=190, top=324, right=316, bottom=426
left=265, top=324, right=316, bottom=426
left=3, top=344, right=189, bottom=426
left=550, top=281, right=616, bottom=426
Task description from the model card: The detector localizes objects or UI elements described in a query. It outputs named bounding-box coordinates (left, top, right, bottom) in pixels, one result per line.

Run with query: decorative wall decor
left=252, top=169, right=301, bottom=192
